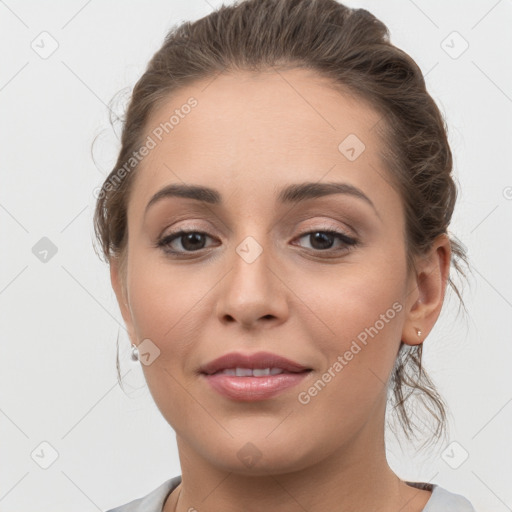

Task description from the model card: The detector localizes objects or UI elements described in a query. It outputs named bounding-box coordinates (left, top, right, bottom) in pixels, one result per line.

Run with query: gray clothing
left=106, top=475, right=476, bottom=511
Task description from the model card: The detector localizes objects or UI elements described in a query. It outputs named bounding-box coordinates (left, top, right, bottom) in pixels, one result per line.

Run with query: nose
left=215, top=238, right=289, bottom=330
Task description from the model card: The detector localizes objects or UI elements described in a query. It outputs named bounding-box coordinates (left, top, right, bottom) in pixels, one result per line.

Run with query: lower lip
left=202, top=372, right=310, bottom=401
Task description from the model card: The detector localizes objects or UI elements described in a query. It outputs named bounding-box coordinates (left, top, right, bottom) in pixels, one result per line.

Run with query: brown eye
left=157, top=230, right=215, bottom=254
left=295, top=230, right=358, bottom=252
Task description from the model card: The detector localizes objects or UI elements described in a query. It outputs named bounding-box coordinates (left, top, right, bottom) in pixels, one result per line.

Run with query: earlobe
left=110, top=256, right=135, bottom=339
left=401, top=234, right=452, bottom=346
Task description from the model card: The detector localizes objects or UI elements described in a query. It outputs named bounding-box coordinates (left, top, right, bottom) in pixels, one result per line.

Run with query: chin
left=194, top=430, right=330, bottom=477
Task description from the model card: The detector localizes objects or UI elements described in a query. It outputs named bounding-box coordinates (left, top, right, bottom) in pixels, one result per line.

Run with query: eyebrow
left=144, top=181, right=380, bottom=219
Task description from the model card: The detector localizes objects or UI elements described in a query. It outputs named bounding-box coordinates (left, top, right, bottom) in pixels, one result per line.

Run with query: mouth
left=208, top=367, right=303, bottom=376
left=199, top=351, right=312, bottom=401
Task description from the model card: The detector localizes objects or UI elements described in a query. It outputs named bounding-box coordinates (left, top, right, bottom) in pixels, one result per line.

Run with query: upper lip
left=200, top=351, right=311, bottom=375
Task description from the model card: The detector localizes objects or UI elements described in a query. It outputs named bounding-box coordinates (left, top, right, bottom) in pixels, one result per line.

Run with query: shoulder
left=421, top=483, right=477, bottom=512
left=105, top=475, right=182, bottom=512
left=104, top=477, right=477, bottom=512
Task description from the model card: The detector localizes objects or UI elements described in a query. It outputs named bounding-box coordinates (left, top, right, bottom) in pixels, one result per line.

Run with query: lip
left=200, top=351, right=312, bottom=402
left=200, top=351, right=310, bottom=375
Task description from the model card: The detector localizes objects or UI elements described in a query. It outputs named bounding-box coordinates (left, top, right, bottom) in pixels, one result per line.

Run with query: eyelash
left=155, top=227, right=359, bottom=257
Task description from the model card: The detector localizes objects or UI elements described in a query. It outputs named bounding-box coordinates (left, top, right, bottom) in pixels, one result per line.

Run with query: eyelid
left=293, top=214, right=359, bottom=238
left=156, top=224, right=359, bottom=257
left=297, top=218, right=355, bottom=234
left=157, top=220, right=212, bottom=239
left=157, top=217, right=355, bottom=242
left=293, top=227, right=358, bottom=250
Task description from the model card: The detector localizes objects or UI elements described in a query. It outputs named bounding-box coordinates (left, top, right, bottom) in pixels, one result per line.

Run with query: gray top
left=105, top=476, right=476, bottom=512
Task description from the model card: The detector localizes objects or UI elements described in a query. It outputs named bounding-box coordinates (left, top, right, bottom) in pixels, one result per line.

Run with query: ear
left=110, top=256, right=137, bottom=344
left=401, top=233, right=452, bottom=346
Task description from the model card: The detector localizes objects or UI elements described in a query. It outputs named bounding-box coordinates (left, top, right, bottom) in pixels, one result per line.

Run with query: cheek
left=295, top=249, right=406, bottom=390
left=300, top=252, right=405, bottom=343
left=126, top=249, right=208, bottom=340
left=125, top=253, right=211, bottom=429
left=291, top=263, right=405, bottom=439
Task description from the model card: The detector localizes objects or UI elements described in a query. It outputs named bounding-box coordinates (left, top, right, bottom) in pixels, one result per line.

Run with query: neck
left=164, top=405, right=432, bottom=512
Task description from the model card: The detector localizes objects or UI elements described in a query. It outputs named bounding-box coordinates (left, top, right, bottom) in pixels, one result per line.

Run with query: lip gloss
left=203, top=372, right=310, bottom=401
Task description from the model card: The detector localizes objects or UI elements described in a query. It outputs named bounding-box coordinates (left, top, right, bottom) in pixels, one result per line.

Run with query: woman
left=94, top=0, right=475, bottom=510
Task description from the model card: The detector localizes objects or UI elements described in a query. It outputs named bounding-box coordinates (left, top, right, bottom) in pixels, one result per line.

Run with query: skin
left=110, top=68, right=451, bottom=512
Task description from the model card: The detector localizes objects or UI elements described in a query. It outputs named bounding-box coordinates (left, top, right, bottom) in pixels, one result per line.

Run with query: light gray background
left=1, top=0, right=511, bottom=510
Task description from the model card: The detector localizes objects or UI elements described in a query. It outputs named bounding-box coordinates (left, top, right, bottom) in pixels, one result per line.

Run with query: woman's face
left=114, top=68, right=424, bottom=473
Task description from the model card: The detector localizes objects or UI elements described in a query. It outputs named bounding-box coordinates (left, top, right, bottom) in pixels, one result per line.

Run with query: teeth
left=253, top=368, right=270, bottom=376
left=235, top=367, right=253, bottom=377
left=218, top=367, right=285, bottom=377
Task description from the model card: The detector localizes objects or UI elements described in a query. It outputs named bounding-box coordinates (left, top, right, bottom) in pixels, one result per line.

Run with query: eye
left=294, top=229, right=358, bottom=252
left=156, top=228, right=359, bottom=257
left=156, top=230, right=216, bottom=254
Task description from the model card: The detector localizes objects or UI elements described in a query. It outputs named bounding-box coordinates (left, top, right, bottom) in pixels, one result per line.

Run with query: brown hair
left=93, top=0, right=469, bottom=448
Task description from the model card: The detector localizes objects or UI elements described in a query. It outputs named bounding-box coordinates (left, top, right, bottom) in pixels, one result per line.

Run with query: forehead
left=128, top=68, right=397, bottom=219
